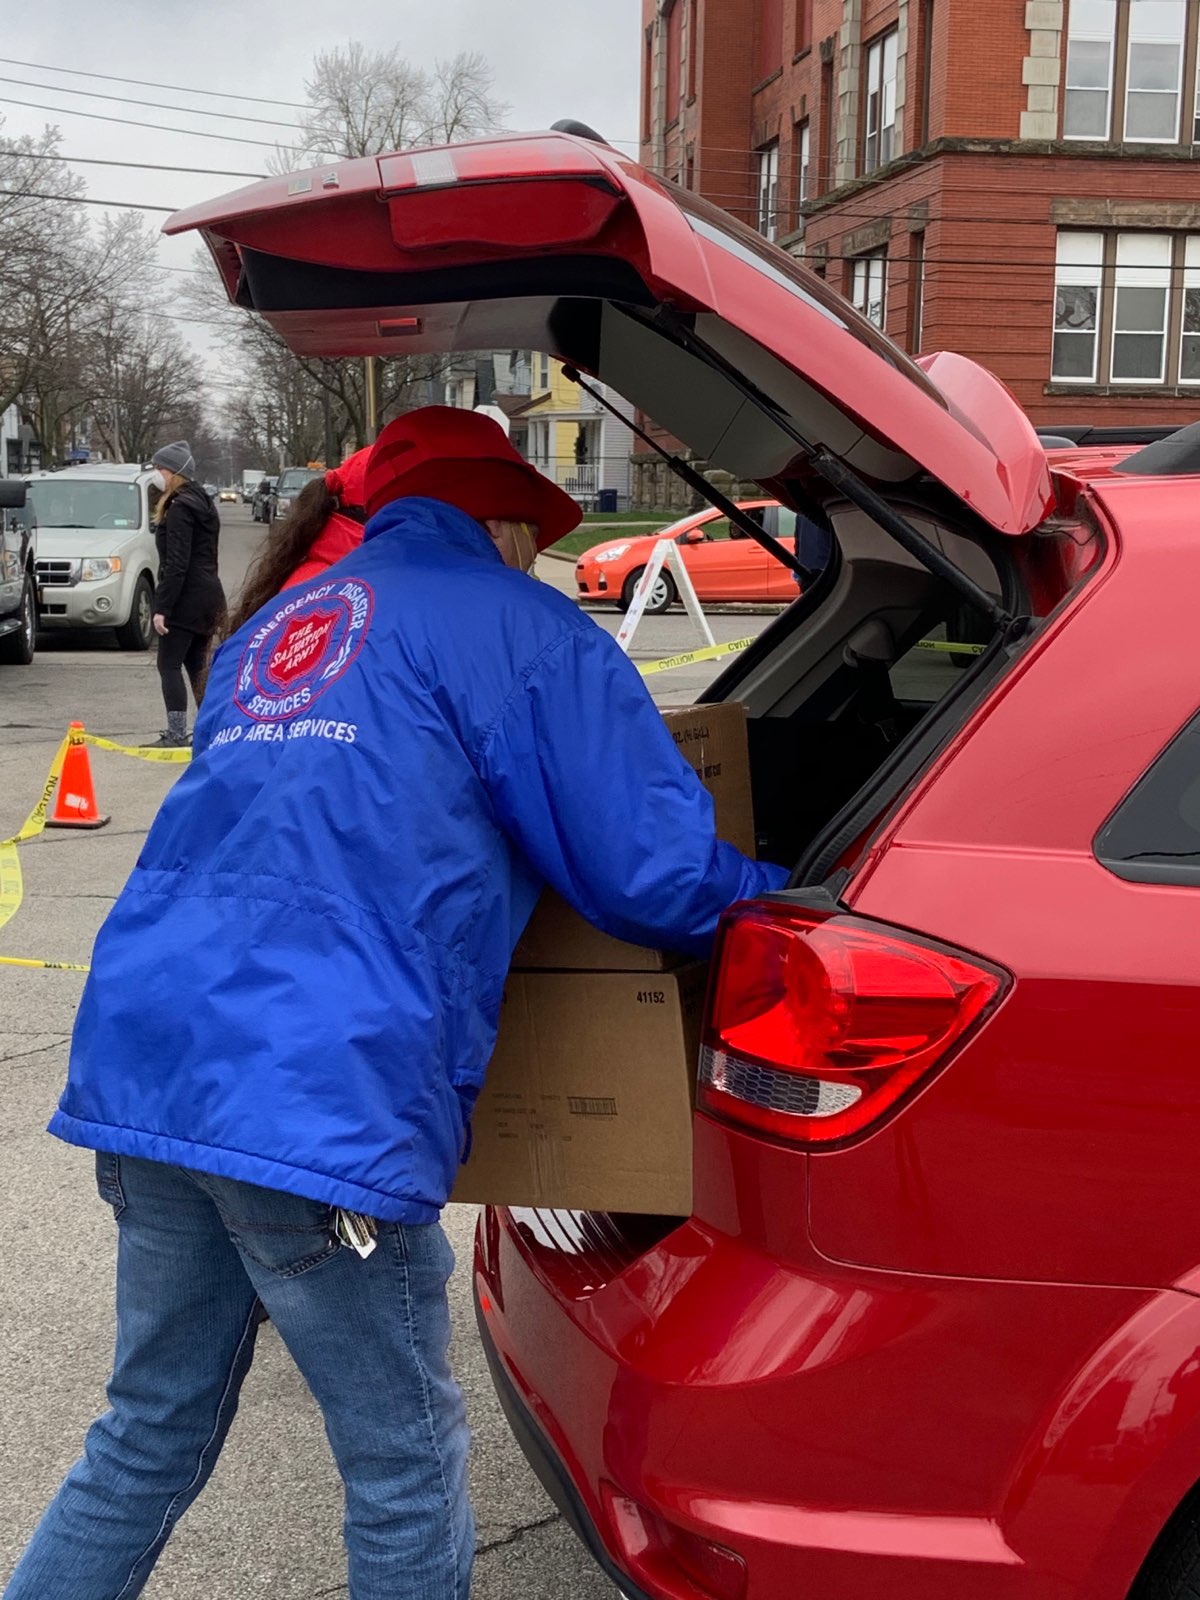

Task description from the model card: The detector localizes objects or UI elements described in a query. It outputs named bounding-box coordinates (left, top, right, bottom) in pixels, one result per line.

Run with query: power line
left=0, top=95, right=288, bottom=150
left=0, top=56, right=310, bottom=111
left=0, top=184, right=172, bottom=213
left=10, top=148, right=265, bottom=180
left=0, top=74, right=306, bottom=132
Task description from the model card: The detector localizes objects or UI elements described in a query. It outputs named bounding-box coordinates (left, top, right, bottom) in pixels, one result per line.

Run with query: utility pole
left=364, top=357, right=379, bottom=443
left=322, top=386, right=336, bottom=467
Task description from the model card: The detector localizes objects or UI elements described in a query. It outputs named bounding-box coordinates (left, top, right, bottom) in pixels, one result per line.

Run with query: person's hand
left=153, top=614, right=169, bottom=637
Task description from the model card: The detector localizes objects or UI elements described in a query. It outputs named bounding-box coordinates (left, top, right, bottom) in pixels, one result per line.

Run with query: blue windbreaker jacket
left=51, top=498, right=788, bottom=1222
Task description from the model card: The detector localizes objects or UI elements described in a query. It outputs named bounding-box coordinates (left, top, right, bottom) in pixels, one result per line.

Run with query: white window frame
left=1053, top=231, right=1104, bottom=384
left=851, top=249, right=887, bottom=329
left=1124, top=0, right=1186, bottom=143
left=1064, top=0, right=1117, bottom=139
left=797, top=121, right=811, bottom=205
left=1111, top=232, right=1171, bottom=383
left=863, top=30, right=898, bottom=173
left=538, top=353, right=550, bottom=391
left=1180, top=237, right=1200, bottom=382
left=757, top=141, right=780, bottom=241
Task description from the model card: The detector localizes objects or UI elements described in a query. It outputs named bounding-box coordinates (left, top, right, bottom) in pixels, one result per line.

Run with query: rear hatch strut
left=639, top=309, right=1015, bottom=631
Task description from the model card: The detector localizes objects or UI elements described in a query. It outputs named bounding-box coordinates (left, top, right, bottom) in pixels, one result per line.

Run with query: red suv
left=173, top=131, right=1200, bottom=1600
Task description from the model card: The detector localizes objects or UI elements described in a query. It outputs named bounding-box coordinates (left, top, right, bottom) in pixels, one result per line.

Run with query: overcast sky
left=1, top=0, right=641, bottom=389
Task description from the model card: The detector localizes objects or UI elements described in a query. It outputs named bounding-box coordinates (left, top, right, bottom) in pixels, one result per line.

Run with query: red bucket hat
left=364, top=406, right=583, bottom=549
left=325, top=445, right=372, bottom=511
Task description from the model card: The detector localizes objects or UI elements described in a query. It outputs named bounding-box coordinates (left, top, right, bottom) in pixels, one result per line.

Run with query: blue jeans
left=3, top=1156, right=473, bottom=1600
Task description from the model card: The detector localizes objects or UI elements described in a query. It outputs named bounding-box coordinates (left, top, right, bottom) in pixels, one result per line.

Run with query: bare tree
left=86, top=310, right=205, bottom=466
left=271, top=44, right=508, bottom=170
left=0, top=119, right=161, bottom=462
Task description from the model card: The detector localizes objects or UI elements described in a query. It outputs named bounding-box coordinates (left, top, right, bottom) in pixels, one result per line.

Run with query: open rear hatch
left=166, top=130, right=1053, bottom=542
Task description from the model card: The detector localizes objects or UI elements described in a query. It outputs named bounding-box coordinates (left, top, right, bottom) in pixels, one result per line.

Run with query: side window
left=705, top=518, right=732, bottom=541
left=1095, top=713, right=1200, bottom=883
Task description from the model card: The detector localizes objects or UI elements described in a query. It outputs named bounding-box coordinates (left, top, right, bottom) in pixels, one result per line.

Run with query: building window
left=863, top=29, right=899, bottom=173
left=1064, top=0, right=1191, bottom=143
left=1111, top=233, right=1170, bottom=381
left=1053, top=229, right=1200, bottom=387
left=1064, top=0, right=1116, bottom=138
left=795, top=120, right=811, bottom=209
left=666, top=1, right=683, bottom=123
left=795, top=0, right=813, bottom=53
left=1053, top=232, right=1103, bottom=380
left=910, top=231, right=926, bottom=354
left=1125, top=0, right=1186, bottom=141
left=851, top=249, right=888, bottom=328
left=1182, top=237, right=1200, bottom=380
left=538, top=353, right=550, bottom=391
left=757, top=141, right=780, bottom=241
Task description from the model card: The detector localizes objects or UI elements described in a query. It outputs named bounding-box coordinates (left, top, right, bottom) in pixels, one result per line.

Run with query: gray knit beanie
left=152, top=441, right=195, bottom=478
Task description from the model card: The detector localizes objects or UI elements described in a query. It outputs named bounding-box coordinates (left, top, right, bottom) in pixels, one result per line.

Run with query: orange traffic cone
left=46, top=723, right=110, bottom=830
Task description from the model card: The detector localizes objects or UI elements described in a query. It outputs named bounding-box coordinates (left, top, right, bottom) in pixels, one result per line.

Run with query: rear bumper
left=475, top=1296, right=651, bottom=1600
left=476, top=1194, right=1175, bottom=1600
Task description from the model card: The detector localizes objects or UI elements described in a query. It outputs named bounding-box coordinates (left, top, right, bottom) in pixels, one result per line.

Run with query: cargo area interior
left=717, top=502, right=1010, bottom=880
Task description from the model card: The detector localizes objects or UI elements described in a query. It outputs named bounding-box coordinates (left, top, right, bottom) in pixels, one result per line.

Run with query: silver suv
left=28, top=464, right=159, bottom=649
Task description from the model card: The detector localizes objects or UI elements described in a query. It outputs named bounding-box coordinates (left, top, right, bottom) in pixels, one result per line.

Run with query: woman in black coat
left=147, top=441, right=225, bottom=748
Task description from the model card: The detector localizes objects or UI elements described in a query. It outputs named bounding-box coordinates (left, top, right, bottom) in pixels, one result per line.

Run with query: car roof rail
left=1037, top=424, right=1181, bottom=447
left=1111, top=419, right=1200, bottom=477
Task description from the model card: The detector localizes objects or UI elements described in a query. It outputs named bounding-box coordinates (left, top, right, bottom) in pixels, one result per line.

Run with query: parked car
left=576, top=501, right=800, bottom=611
left=0, top=478, right=36, bottom=666
left=171, top=130, right=1200, bottom=1600
left=270, top=466, right=322, bottom=522
left=27, top=464, right=159, bottom=649
left=218, top=486, right=239, bottom=504
left=251, top=476, right=277, bottom=522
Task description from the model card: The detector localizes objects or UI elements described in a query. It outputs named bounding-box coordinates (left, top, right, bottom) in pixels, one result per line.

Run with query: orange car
left=574, top=500, right=804, bottom=611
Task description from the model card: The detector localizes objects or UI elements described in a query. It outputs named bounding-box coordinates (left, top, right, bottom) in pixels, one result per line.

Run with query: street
left=0, top=504, right=775, bottom=1599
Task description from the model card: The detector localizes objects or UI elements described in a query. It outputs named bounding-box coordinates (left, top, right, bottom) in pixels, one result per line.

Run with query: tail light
left=699, top=904, right=1005, bottom=1146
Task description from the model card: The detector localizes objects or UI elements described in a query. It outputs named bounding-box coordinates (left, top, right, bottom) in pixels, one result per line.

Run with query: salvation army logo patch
left=235, top=578, right=373, bottom=722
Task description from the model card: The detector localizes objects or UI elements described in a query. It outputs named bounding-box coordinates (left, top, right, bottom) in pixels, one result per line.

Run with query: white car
left=27, top=464, right=159, bottom=650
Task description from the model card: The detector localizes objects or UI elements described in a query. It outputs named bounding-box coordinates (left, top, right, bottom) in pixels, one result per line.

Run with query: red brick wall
left=942, top=0, right=1027, bottom=139
left=806, top=151, right=1200, bottom=425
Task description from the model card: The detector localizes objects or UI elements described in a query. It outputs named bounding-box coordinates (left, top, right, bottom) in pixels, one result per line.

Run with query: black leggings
left=156, top=626, right=211, bottom=716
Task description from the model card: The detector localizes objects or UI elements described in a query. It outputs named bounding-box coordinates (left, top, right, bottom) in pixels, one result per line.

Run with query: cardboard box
left=512, top=702, right=755, bottom=973
left=451, top=964, right=708, bottom=1214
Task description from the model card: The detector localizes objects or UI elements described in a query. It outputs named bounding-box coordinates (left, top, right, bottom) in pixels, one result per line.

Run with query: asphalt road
left=0, top=505, right=774, bottom=1598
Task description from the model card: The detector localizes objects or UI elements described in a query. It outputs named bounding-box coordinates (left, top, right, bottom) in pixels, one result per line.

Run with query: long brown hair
left=224, top=477, right=340, bottom=637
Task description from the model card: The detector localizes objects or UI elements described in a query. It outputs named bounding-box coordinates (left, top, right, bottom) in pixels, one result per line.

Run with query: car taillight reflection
left=699, top=904, right=1006, bottom=1146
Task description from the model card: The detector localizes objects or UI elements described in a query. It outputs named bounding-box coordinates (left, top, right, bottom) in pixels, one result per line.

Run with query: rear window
left=28, top=479, right=140, bottom=530
left=1095, top=712, right=1200, bottom=884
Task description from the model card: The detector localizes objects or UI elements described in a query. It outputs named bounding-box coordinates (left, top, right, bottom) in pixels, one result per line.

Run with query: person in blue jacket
left=6, top=406, right=788, bottom=1600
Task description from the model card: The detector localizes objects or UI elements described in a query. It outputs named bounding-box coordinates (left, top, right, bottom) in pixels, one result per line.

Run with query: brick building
left=639, top=0, right=1200, bottom=459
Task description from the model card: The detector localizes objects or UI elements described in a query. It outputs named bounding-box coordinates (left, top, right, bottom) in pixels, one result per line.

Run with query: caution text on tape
left=636, top=635, right=756, bottom=677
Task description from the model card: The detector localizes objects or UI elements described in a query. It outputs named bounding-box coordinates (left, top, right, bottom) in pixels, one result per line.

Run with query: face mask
left=516, top=521, right=538, bottom=575
left=149, top=470, right=166, bottom=493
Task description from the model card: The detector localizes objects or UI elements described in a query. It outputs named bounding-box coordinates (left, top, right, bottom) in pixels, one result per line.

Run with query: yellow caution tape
left=914, top=639, right=986, bottom=657
left=0, top=724, right=189, bottom=970
left=81, top=734, right=192, bottom=765
left=0, top=955, right=91, bottom=972
left=636, top=635, right=756, bottom=677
